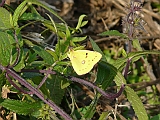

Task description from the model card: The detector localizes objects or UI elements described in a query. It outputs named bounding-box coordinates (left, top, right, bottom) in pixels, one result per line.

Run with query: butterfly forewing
left=67, top=50, right=102, bottom=75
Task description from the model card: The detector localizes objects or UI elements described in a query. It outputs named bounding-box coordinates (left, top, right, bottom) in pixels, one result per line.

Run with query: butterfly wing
left=67, top=50, right=102, bottom=75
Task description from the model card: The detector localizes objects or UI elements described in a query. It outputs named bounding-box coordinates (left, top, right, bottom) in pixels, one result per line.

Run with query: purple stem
left=122, top=58, right=132, bottom=79
left=36, top=69, right=50, bottom=89
left=21, top=69, right=125, bottom=99
left=21, top=69, right=56, bottom=75
left=4, top=65, right=124, bottom=118
left=6, top=73, right=32, bottom=94
left=68, top=76, right=125, bottom=100
left=0, top=65, right=72, bottom=120
left=20, top=69, right=56, bottom=89
left=0, top=0, right=5, bottom=7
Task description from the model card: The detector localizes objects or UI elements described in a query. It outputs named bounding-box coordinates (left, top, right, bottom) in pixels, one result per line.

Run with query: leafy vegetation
left=0, top=0, right=159, bottom=120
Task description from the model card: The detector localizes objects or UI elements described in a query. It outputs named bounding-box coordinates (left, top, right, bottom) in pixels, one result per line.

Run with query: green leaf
left=61, top=79, right=70, bottom=89
left=46, top=75, right=65, bottom=105
left=81, top=21, right=88, bottom=27
left=13, top=54, right=25, bottom=71
left=89, top=36, right=126, bottom=87
left=76, top=14, right=87, bottom=30
left=46, top=13, right=58, bottom=34
left=0, top=31, right=15, bottom=66
left=113, top=57, right=127, bottom=70
left=114, top=68, right=126, bottom=86
left=132, top=39, right=143, bottom=51
left=25, top=0, right=66, bottom=23
left=89, top=36, right=106, bottom=62
left=43, top=20, right=71, bottom=33
left=83, top=96, right=98, bottom=119
left=114, top=50, right=160, bottom=70
left=72, top=36, right=87, bottom=42
left=98, top=111, right=110, bottom=120
left=0, top=8, right=12, bottom=29
left=125, top=86, right=148, bottom=120
left=12, top=1, right=27, bottom=27
left=20, top=12, right=45, bottom=21
left=27, top=50, right=37, bottom=63
left=96, top=61, right=112, bottom=88
left=65, top=24, right=71, bottom=39
left=43, top=21, right=66, bottom=38
left=121, top=48, right=127, bottom=57
left=150, top=114, right=160, bottom=120
left=104, top=62, right=126, bottom=86
left=128, top=50, right=160, bottom=60
left=98, top=30, right=127, bottom=38
left=32, top=45, right=54, bottom=65
left=128, top=50, right=160, bottom=67
left=0, top=99, right=42, bottom=115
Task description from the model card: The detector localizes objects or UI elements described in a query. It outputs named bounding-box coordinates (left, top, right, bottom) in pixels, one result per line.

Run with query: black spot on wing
left=85, top=53, right=88, bottom=58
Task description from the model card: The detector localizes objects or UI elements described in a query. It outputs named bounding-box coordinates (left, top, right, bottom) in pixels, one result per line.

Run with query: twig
left=142, top=9, right=160, bottom=20
left=127, top=78, right=160, bottom=91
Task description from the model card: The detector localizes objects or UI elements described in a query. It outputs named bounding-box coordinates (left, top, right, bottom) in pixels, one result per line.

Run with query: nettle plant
left=0, top=0, right=159, bottom=120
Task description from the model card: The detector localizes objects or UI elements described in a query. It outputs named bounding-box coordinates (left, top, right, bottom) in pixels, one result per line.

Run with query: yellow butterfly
left=67, top=49, right=102, bottom=75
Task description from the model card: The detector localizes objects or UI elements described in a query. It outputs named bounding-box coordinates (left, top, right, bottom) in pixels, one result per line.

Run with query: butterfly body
left=67, top=50, right=102, bottom=75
